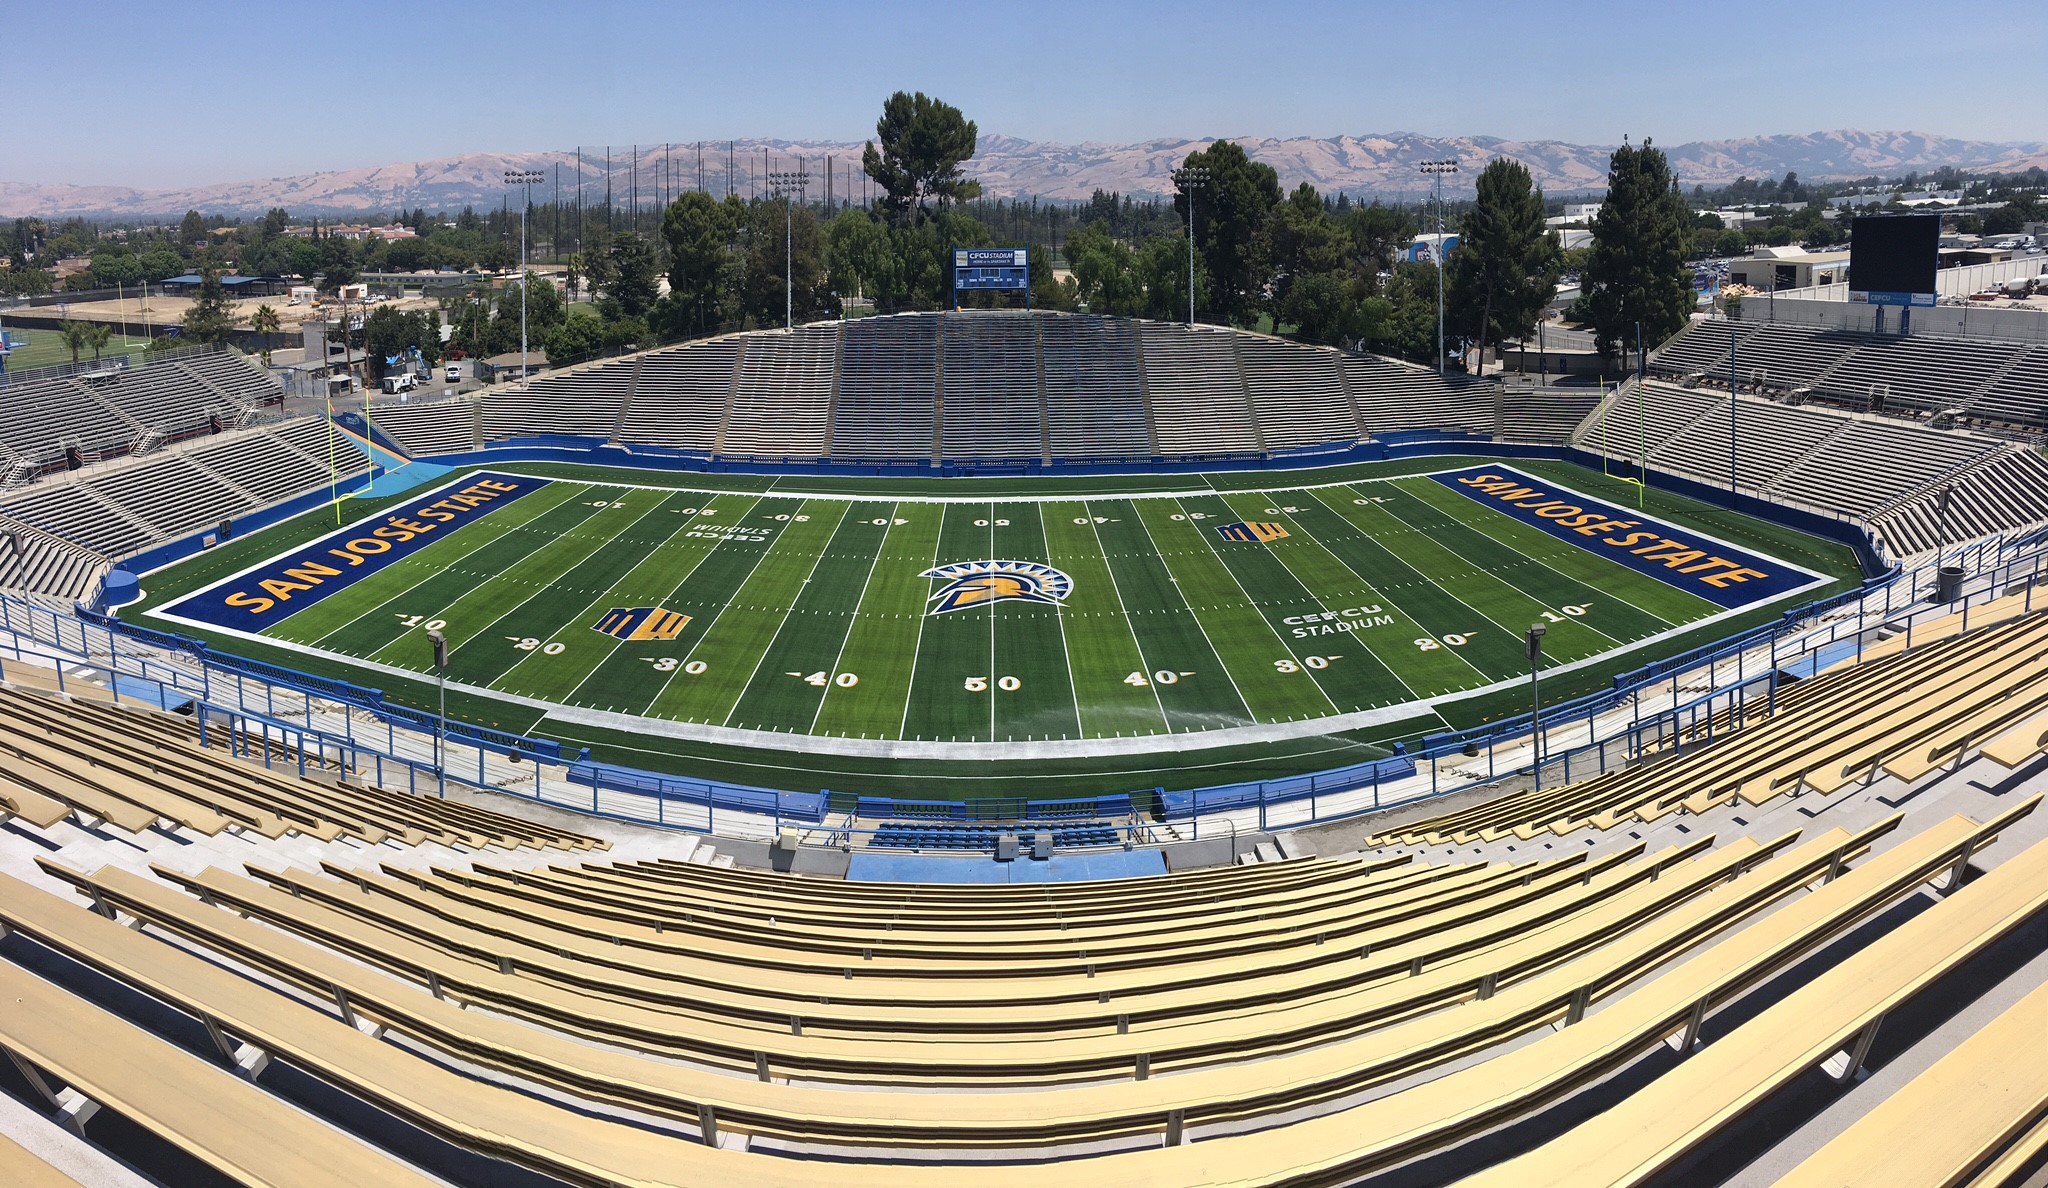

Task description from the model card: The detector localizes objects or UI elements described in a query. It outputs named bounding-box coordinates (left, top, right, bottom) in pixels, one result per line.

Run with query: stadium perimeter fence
left=1, top=529, right=2043, bottom=850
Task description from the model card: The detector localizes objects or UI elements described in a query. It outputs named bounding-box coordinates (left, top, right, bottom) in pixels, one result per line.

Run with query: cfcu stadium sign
left=1430, top=466, right=1823, bottom=610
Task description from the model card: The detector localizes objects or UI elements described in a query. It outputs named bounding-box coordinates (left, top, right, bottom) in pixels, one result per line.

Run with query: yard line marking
left=638, top=496, right=809, bottom=713
left=807, top=503, right=896, bottom=735
left=1122, top=500, right=1280, bottom=721
left=446, top=489, right=674, bottom=660
left=557, top=495, right=768, bottom=707
left=896, top=511, right=949, bottom=740
left=1384, top=477, right=1689, bottom=630
left=1168, top=495, right=1346, bottom=715
left=305, top=481, right=599, bottom=647
left=1082, top=505, right=1175, bottom=732
left=496, top=492, right=720, bottom=688
left=1034, top=504, right=1086, bottom=740
left=719, top=500, right=852, bottom=727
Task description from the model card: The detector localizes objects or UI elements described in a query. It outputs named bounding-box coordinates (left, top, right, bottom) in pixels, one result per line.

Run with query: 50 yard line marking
left=807, top=502, right=897, bottom=735
left=896, top=514, right=948, bottom=740
left=1036, top=505, right=1085, bottom=740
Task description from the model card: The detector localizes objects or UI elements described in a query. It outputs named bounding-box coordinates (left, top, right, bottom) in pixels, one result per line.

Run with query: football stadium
left=4, top=63, right=2048, bottom=1188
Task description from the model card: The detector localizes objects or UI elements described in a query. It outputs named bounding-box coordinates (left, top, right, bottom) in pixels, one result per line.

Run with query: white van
left=380, top=373, right=417, bottom=395
left=445, top=363, right=463, bottom=383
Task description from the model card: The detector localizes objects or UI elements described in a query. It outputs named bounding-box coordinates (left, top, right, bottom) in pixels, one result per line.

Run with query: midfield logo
left=922, top=560, right=1074, bottom=615
left=592, top=607, right=692, bottom=641
left=1216, top=520, right=1291, bottom=543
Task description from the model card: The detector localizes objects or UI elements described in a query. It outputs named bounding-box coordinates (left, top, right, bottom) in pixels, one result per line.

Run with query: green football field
left=140, top=461, right=1836, bottom=801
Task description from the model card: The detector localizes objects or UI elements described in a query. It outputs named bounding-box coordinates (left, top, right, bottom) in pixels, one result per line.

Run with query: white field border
left=133, top=461, right=1841, bottom=761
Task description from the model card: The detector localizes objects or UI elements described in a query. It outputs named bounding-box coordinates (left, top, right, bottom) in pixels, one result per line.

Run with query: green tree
left=138, top=249, right=185, bottom=282
left=181, top=257, right=240, bottom=347
left=1268, top=182, right=1345, bottom=315
left=1064, top=219, right=1146, bottom=315
left=861, top=91, right=982, bottom=227
left=249, top=303, right=281, bottom=364
left=824, top=209, right=902, bottom=310
left=1279, top=269, right=1364, bottom=346
left=739, top=199, right=828, bottom=327
left=1712, top=228, right=1749, bottom=258
left=660, top=190, right=736, bottom=334
left=85, top=322, right=113, bottom=362
left=1583, top=139, right=1695, bottom=367
left=178, top=209, right=207, bottom=247
left=57, top=320, right=94, bottom=364
left=1447, top=158, right=1563, bottom=372
left=317, top=236, right=360, bottom=294
left=1174, top=140, right=1281, bottom=326
left=1136, top=235, right=1197, bottom=322
left=544, top=306, right=607, bottom=366
left=601, top=232, right=660, bottom=318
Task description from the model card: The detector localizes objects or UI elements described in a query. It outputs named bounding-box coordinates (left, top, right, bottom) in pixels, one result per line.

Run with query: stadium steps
left=820, top=324, right=846, bottom=459
left=931, top=314, right=946, bottom=465
left=1034, top=316, right=1053, bottom=465
left=711, top=336, right=748, bottom=455
left=1131, top=324, right=1161, bottom=454
left=1227, top=334, right=1268, bottom=453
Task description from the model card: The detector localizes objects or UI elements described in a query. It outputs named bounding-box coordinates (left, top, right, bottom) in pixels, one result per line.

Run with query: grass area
left=126, top=456, right=1864, bottom=798
left=3, top=326, right=156, bottom=373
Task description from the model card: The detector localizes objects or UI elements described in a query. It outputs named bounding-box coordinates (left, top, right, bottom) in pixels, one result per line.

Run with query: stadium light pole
left=1526, top=622, right=1547, bottom=795
left=1170, top=166, right=1210, bottom=326
left=767, top=167, right=812, bottom=331
left=426, top=628, right=449, bottom=798
left=1419, top=160, right=1458, bottom=373
left=504, top=170, right=545, bottom=386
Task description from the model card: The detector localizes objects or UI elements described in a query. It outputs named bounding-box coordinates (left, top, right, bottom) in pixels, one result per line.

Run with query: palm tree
left=249, top=304, right=281, bottom=365
left=57, top=319, right=93, bottom=364
left=85, top=322, right=112, bottom=362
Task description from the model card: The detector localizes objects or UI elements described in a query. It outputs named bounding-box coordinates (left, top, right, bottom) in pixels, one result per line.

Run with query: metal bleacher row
left=0, top=614, right=2045, bottom=1184
left=872, top=819, right=1120, bottom=852
left=1576, top=368, right=2048, bottom=556
left=1650, top=318, right=2048, bottom=428
left=405, top=311, right=1497, bottom=467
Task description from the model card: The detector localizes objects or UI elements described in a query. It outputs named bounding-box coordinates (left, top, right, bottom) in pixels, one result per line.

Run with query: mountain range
left=4, top=129, right=2044, bottom=218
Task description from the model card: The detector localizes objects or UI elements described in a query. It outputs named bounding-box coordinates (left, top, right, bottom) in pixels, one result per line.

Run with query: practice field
left=146, top=463, right=1829, bottom=769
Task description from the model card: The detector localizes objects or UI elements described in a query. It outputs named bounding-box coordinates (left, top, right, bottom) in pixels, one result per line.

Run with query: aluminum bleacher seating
left=939, top=312, right=1043, bottom=462
left=722, top=325, right=837, bottom=459
left=1648, top=317, right=1754, bottom=377
left=365, top=395, right=481, bottom=457
left=1969, top=343, right=2048, bottom=428
left=1343, top=353, right=1491, bottom=434
left=0, top=514, right=103, bottom=599
left=1041, top=313, right=1152, bottom=458
left=618, top=337, right=742, bottom=451
left=830, top=314, right=939, bottom=460
left=484, top=356, right=634, bottom=440
left=1138, top=322, right=1259, bottom=454
left=871, top=819, right=1120, bottom=851
left=1495, top=386, right=1600, bottom=442
left=1238, top=334, right=1360, bottom=449
left=0, top=377, right=134, bottom=469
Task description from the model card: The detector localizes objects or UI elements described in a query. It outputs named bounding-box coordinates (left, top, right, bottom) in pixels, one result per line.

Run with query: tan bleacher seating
left=2, top=799, right=2027, bottom=1183
left=1774, top=976, right=2048, bottom=1188
left=1373, top=608, right=2048, bottom=845
left=0, top=681, right=603, bottom=851
left=0, top=1129, right=84, bottom=1188
left=0, top=959, right=442, bottom=1188
left=1459, top=821, right=2048, bottom=1188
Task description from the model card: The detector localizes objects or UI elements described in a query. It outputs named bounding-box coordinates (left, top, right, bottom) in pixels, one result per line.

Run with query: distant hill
left=3, top=129, right=2043, bottom=217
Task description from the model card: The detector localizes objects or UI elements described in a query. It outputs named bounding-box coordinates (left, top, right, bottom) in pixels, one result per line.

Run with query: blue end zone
left=847, top=849, right=1168, bottom=884
left=158, top=471, right=548, bottom=634
left=1430, top=465, right=1820, bottom=609
left=357, top=461, right=457, bottom=497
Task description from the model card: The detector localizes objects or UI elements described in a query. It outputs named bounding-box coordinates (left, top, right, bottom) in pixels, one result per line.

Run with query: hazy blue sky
left=10, top=0, right=2040, bottom=187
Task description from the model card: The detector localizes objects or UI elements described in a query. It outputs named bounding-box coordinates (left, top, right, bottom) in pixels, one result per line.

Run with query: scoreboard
left=953, top=247, right=1030, bottom=292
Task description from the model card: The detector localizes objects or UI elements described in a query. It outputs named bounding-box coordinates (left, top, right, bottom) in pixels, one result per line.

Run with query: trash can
left=1932, top=564, right=1964, bottom=604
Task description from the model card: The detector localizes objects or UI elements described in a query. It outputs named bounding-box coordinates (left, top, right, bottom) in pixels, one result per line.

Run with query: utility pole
left=505, top=170, right=545, bottom=386
left=1419, top=160, right=1459, bottom=373
left=1170, top=166, right=1210, bottom=326
left=1526, top=622, right=1548, bottom=794
left=766, top=165, right=812, bottom=331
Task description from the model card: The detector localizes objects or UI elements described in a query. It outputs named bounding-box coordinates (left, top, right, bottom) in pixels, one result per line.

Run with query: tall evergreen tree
left=861, top=91, right=981, bottom=228
left=1583, top=138, right=1694, bottom=367
left=181, top=256, right=240, bottom=347
left=1447, top=158, right=1562, bottom=371
left=1174, top=140, right=1281, bottom=327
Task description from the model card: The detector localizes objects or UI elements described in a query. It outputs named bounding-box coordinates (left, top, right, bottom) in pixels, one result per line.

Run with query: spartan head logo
left=922, top=560, right=1074, bottom=615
